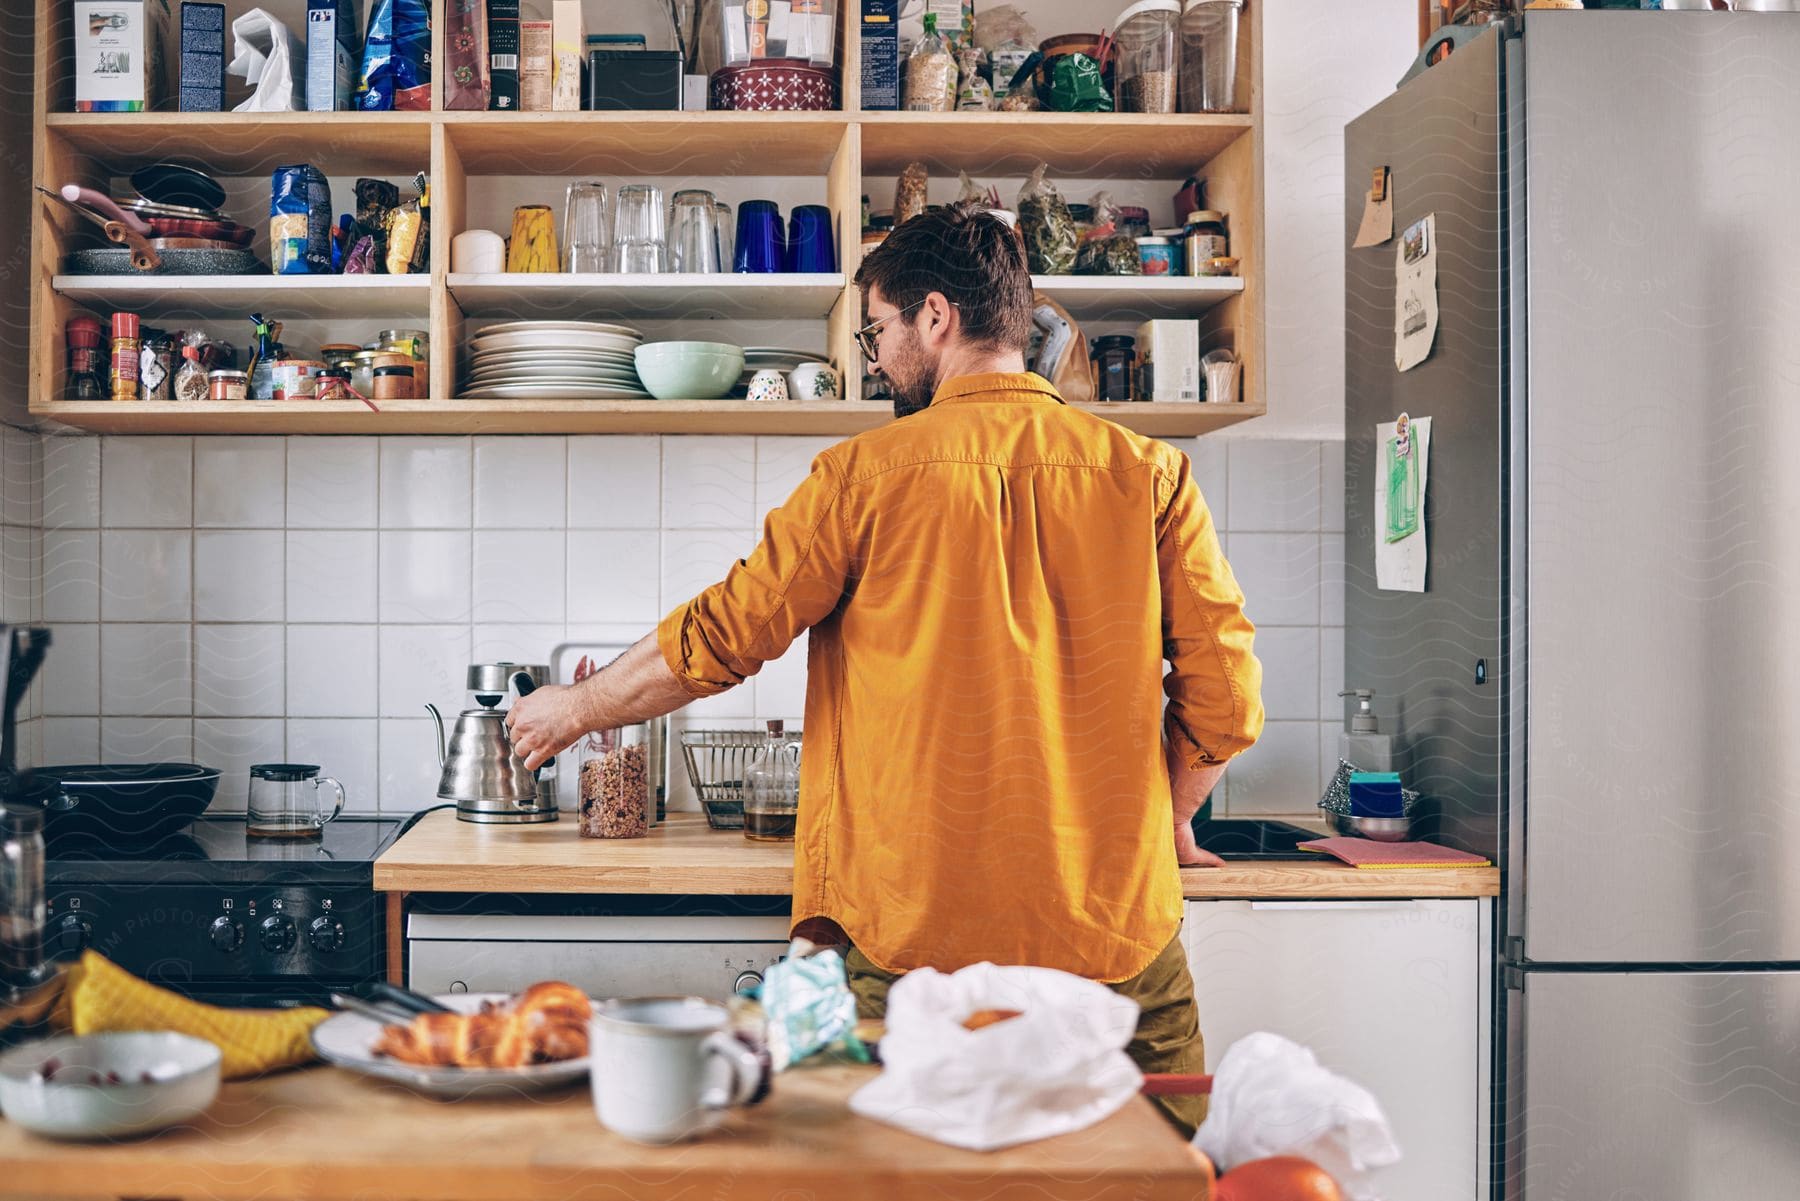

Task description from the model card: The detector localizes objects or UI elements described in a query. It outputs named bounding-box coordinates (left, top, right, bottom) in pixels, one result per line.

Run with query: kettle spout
left=425, top=703, right=445, bottom=766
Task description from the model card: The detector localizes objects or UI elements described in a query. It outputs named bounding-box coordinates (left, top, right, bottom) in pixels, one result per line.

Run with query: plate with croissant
left=311, top=982, right=594, bottom=1098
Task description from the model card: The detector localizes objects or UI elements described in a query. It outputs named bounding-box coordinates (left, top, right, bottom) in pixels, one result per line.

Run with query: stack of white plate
left=461, top=320, right=650, bottom=400
left=737, top=346, right=821, bottom=390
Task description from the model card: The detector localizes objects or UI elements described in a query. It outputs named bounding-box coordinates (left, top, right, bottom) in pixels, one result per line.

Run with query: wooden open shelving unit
left=29, top=0, right=1264, bottom=437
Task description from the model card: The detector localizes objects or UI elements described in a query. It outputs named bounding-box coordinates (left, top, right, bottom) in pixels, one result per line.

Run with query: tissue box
left=519, top=19, right=552, bottom=111
left=1135, top=320, right=1200, bottom=403
left=177, top=1, right=224, bottom=112
left=487, top=0, right=520, bottom=110
left=860, top=0, right=898, bottom=111
left=75, top=0, right=159, bottom=111
left=551, top=0, right=585, bottom=111
left=305, top=0, right=359, bottom=111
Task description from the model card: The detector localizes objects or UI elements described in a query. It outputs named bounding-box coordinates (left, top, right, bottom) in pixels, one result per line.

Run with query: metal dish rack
left=679, top=728, right=801, bottom=830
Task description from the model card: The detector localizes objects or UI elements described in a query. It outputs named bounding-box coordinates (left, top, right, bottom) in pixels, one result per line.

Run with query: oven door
left=406, top=913, right=793, bottom=1002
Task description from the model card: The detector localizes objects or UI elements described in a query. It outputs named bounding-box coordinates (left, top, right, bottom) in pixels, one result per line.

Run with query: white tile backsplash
left=37, top=433, right=1345, bottom=812
left=195, top=438, right=286, bottom=528
left=378, top=530, right=472, bottom=623
left=287, top=530, right=379, bottom=622
left=1320, top=625, right=1345, bottom=719
left=100, top=623, right=192, bottom=717
left=43, top=530, right=99, bottom=622
left=100, top=437, right=191, bottom=528
left=474, top=437, right=567, bottom=528
left=99, top=530, right=192, bottom=622
left=194, top=530, right=284, bottom=622
left=287, top=437, right=378, bottom=529
left=568, top=435, right=661, bottom=529
left=194, top=624, right=286, bottom=718
left=473, top=530, right=566, bottom=624
left=567, top=530, right=661, bottom=624
left=380, top=438, right=472, bottom=529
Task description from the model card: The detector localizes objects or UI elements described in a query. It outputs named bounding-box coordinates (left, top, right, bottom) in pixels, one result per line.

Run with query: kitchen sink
left=1187, top=817, right=1324, bottom=861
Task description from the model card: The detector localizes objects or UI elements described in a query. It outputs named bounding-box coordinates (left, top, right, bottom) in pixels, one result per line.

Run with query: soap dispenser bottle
left=1338, top=689, right=1399, bottom=772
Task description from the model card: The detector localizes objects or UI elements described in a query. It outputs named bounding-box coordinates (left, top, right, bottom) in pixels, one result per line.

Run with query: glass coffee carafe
left=743, top=720, right=801, bottom=842
left=246, top=764, right=345, bottom=838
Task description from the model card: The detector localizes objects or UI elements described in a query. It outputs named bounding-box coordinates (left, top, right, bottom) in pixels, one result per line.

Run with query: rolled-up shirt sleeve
left=1157, top=453, right=1264, bottom=767
left=657, top=451, right=852, bottom=696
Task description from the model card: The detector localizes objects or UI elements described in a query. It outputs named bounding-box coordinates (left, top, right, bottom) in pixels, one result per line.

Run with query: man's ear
left=922, top=291, right=956, bottom=343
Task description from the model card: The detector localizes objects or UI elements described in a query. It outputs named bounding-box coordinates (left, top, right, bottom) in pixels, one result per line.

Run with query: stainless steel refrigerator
left=1343, top=13, right=1800, bottom=1200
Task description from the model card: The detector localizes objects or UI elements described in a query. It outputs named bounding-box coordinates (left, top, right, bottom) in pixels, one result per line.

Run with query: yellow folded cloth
left=58, top=951, right=328, bottom=1079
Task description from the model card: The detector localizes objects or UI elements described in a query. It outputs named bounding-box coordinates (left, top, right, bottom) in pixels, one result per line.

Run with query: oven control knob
left=308, top=916, right=344, bottom=954
left=259, top=915, right=296, bottom=954
left=733, top=970, right=764, bottom=997
left=52, top=913, right=92, bottom=956
left=208, top=916, right=243, bottom=953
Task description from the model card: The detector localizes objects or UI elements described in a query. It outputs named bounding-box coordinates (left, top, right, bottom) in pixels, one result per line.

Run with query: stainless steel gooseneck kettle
left=426, top=663, right=560, bottom=825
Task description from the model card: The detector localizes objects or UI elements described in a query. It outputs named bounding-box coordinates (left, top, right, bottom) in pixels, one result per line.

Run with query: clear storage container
left=743, top=720, right=801, bottom=842
left=1179, top=0, right=1243, bottom=113
left=577, top=723, right=650, bottom=839
left=1114, top=1, right=1181, bottom=114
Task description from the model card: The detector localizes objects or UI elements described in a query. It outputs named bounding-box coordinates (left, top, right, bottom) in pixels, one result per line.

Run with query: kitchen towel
left=1299, top=837, right=1491, bottom=869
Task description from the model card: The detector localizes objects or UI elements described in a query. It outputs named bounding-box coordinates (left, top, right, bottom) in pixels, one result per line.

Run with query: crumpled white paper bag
left=1195, top=1032, right=1402, bottom=1201
left=849, top=962, right=1143, bottom=1151
left=229, top=9, right=303, bottom=111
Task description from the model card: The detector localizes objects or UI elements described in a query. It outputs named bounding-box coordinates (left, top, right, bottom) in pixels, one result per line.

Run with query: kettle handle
left=509, top=672, right=552, bottom=810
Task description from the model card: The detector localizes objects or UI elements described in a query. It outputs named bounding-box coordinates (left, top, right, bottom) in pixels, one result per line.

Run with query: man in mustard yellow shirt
left=509, top=205, right=1263, bottom=1135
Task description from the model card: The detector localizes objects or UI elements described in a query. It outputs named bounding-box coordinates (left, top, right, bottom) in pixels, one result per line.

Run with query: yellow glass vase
left=507, top=204, right=558, bottom=272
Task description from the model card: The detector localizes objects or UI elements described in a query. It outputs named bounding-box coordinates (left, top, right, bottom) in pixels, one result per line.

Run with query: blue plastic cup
left=784, top=205, right=837, bottom=273
left=734, top=200, right=785, bottom=274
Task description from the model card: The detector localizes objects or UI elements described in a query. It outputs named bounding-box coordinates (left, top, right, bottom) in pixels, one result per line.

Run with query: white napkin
left=849, top=962, right=1143, bottom=1151
left=229, top=9, right=303, bottom=111
left=1194, top=1032, right=1402, bottom=1201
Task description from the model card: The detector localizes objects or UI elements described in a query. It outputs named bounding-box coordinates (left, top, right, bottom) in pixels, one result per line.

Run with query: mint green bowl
left=633, top=341, right=746, bottom=401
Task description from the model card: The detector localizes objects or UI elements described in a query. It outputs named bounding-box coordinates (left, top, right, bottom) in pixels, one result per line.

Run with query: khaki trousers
left=844, top=931, right=1207, bottom=1138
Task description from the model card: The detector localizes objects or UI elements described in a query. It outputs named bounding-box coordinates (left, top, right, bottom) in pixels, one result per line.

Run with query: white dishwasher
left=406, top=899, right=795, bottom=1001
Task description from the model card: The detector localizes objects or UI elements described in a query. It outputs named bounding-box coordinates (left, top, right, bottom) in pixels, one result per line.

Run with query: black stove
left=48, top=815, right=414, bottom=1008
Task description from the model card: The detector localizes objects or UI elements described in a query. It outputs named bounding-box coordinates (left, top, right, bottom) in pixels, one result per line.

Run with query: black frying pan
left=34, top=763, right=221, bottom=844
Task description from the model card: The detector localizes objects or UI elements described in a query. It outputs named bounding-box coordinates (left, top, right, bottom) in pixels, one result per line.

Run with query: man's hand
left=504, top=683, right=587, bottom=771
left=1173, top=821, right=1227, bottom=869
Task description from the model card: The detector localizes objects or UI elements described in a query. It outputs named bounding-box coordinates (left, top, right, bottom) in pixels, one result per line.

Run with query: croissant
left=371, top=982, right=592, bottom=1069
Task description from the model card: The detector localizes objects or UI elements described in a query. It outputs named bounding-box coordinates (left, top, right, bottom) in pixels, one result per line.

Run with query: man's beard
left=884, top=330, right=937, bottom=419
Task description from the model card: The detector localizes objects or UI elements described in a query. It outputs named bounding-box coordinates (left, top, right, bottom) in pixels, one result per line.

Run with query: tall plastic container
left=1115, top=1, right=1181, bottom=114
left=1179, top=0, right=1243, bottom=113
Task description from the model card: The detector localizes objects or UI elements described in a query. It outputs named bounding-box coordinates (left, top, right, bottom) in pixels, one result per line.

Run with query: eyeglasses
left=855, top=298, right=959, bottom=362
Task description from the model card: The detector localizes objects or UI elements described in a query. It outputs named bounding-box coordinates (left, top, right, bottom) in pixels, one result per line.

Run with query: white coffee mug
left=451, top=229, right=506, bottom=274
left=589, top=997, right=767, bottom=1144
left=786, top=362, right=840, bottom=401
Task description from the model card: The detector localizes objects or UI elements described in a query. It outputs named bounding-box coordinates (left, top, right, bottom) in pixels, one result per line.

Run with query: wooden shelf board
left=30, top=399, right=1265, bottom=437
left=441, top=111, right=850, bottom=175
left=448, top=273, right=847, bottom=320
left=43, top=112, right=432, bottom=175
left=54, top=275, right=430, bottom=320
left=1033, top=275, right=1244, bottom=319
left=858, top=111, right=1254, bottom=177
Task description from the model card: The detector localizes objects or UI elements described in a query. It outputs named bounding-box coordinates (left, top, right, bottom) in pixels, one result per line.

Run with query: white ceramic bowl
left=0, top=1032, right=221, bottom=1140
left=633, top=341, right=746, bottom=401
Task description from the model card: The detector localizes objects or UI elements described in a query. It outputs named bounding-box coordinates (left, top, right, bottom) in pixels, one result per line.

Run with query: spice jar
left=577, top=724, right=649, bottom=840
left=207, top=369, right=248, bottom=401
left=1182, top=210, right=1229, bottom=276
left=1091, top=335, right=1138, bottom=402
left=316, top=367, right=352, bottom=401
left=109, top=312, right=141, bottom=402
left=64, top=316, right=106, bottom=400
left=138, top=334, right=174, bottom=401
left=1115, top=0, right=1181, bottom=113
left=372, top=365, right=414, bottom=401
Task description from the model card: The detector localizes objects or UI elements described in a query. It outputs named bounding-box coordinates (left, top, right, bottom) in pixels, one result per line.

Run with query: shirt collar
left=929, top=372, right=1067, bottom=408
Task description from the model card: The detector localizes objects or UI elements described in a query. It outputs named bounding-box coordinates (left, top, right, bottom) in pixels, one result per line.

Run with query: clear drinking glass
left=669, top=189, right=723, bottom=273
left=613, top=184, right=668, bottom=274
left=563, top=181, right=612, bottom=274
left=715, top=201, right=734, bottom=269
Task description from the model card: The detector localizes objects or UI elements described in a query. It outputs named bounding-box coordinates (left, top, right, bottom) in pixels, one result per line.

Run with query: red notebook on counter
left=1299, top=838, right=1492, bottom=869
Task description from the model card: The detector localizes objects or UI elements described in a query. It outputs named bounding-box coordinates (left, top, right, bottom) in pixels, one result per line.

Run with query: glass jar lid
left=250, top=763, right=319, bottom=782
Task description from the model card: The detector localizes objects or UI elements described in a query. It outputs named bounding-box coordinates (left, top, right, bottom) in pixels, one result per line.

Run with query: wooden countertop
left=376, top=811, right=1499, bottom=899
left=0, top=1063, right=1211, bottom=1201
